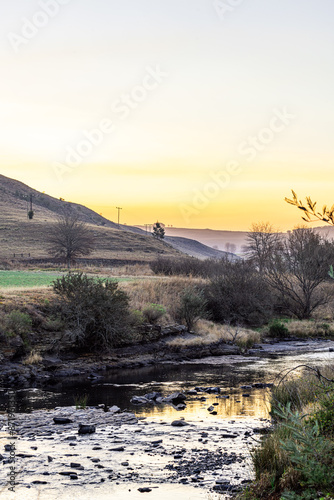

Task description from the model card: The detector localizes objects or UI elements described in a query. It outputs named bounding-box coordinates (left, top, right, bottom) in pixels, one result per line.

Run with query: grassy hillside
left=0, top=174, right=181, bottom=264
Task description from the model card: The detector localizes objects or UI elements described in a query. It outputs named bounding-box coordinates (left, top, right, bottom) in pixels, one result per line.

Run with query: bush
left=5, top=310, right=32, bottom=335
left=150, top=256, right=237, bottom=278
left=205, top=260, right=274, bottom=327
left=268, top=319, right=290, bottom=339
left=53, top=272, right=132, bottom=351
left=175, top=288, right=208, bottom=331
left=142, top=303, right=166, bottom=324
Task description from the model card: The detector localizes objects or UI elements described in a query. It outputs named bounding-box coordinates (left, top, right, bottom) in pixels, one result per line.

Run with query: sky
left=0, top=0, right=333, bottom=230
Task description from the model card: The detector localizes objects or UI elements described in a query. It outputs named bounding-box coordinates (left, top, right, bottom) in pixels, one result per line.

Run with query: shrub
left=268, top=319, right=290, bottom=339
left=309, top=391, right=334, bottom=438
left=142, top=303, right=166, bottom=324
left=175, top=288, right=208, bottom=331
left=205, top=260, right=274, bottom=327
left=53, top=272, right=132, bottom=351
left=5, top=310, right=32, bottom=335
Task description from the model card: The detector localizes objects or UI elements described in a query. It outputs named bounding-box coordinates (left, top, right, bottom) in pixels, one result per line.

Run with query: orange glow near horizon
left=1, top=1, right=333, bottom=232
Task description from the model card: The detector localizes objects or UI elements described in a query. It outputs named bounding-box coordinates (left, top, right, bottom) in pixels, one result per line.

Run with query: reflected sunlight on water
left=135, top=389, right=270, bottom=421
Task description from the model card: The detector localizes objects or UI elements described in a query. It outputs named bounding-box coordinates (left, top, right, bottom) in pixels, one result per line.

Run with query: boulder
left=78, top=424, right=96, bottom=435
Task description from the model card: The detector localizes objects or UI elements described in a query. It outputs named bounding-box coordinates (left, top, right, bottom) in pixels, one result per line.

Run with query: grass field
left=0, top=270, right=64, bottom=288
left=0, top=270, right=141, bottom=289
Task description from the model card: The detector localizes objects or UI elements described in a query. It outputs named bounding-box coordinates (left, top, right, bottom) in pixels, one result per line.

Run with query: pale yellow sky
left=1, top=0, right=333, bottom=230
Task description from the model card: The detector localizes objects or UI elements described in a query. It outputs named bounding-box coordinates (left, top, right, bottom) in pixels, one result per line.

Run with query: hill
left=0, top=174, right=234, bottom=265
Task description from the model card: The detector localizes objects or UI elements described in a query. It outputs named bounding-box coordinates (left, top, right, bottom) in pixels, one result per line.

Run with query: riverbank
left=1, top=334, right=334, bottom=389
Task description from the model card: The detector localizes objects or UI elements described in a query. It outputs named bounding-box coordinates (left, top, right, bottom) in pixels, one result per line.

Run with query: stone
left=171, top=420, right=188, bottom=427
left=138, top=487, right=152, bottom=493
left=109, top=446, right=125, bottom=451
left=78, top=424, right=96, bottom=434
left=53, top=417, right=73, bottom=425
left=204, top=387, right=220, bottom=394
left=163, top=392, right=187, bottom=405
left=143, top=392, right=162, bottom=401
left=70, top=463, right=82, bottom=469
left=130, top=396, right=150, bottom=405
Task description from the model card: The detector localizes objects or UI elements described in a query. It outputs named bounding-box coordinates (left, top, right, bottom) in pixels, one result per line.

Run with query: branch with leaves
left=285, top=190, right=334, bottom=225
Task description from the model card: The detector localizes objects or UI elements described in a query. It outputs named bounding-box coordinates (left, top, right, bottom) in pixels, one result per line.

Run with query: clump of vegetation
left=175, top=287, right=208, bottom=331
left=240, top=365, right=334, bottom=500
left=268, top=319, right=290, bottom=339
left=74, top=394, right=89, bottom=409
left=205, top=260, right=274, bottom=327
left=22, top=350, right=42, bottom=365
left=5, top=310, right=32, bottom=336
left=142, top=303, right=166, bottom=324
left=53, top=272, right=133, bottom=351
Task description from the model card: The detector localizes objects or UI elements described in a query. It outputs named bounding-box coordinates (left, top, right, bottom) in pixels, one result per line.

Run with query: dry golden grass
left=287, top=319, right=334, bottom=337
left=167, top=319, right=261, bottom=347
left=119, top=276, right=207, bottom=323
left=22, top=350, right=43, bottom=365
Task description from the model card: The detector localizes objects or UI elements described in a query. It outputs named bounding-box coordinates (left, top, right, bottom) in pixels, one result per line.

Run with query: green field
left=0, top=270, right=63, bottom=288
left=0, top=271, right=137, bottom=289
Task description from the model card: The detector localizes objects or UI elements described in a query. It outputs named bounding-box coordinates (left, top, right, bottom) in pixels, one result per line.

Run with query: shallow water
left=0, top=350, right=333, bottom=500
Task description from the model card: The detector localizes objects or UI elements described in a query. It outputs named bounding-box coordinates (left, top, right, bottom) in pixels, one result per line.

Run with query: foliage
left=285, top=190, right=334, bottom=226
left=47, top=210, right=95, bottom=269
left=275, top=403, right=334, bottom=496
left=265, top=227, right=334, bottom=319
left=205, top=260, right=274, bottom=327
left=152, top=222, right=165, bottom=240
left=52, top=272, right=132, bottom=351
left=142, top=303, right=166, bottom=324
left=241, top=366, right=334, bottom=500
left=175, top=287, right=208, bottom=331
left=27, top=210, right=34, bottom=220
left=5, top=310, right=32, bottom=335
left=74, top=394, right=89, bottom=409
left=309, top=391, right=334, bottom=438
left=268, top=319, right=290, bottom=339
left=150, top=256, right=238, bottom=278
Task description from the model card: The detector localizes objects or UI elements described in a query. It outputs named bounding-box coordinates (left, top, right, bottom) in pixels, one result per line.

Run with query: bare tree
left=244, top=222, right=281, bottom=272
left=265, top=227, right=334, bottom=319
left=47, top=211, right=95, bottom=269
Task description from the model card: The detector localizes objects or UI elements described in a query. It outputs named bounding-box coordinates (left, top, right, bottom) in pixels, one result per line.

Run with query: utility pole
left=144, top=224, right=152, bottom=235
left=116, top=207, right=122, bottom=228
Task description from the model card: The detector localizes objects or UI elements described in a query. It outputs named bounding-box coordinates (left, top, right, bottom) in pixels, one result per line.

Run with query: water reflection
left=134, top=389, right=270, bottom=421
left=0, top=362, right=271, bottom=419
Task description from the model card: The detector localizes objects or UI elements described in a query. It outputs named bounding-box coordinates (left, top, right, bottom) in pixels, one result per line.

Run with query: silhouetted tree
left=265, top=227, right=334, bottom=319
left=244, top=222, right=281, bottom=272
left=47, top=211, right=94, bottom=269
left=153, top=222, right=165, bottom=240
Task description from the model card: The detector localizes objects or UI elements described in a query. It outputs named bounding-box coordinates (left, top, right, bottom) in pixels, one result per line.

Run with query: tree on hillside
left=153, top=222, right=165, bottom=240
left=47, top=211, right=94, bottom=269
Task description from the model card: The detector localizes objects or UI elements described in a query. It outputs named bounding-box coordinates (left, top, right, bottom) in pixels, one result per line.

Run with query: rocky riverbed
left=0, top=400, right=270, bottom=500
